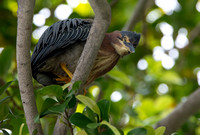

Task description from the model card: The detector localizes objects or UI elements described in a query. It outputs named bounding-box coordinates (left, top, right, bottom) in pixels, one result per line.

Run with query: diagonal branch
left=53, top=0, right=111, bottom=134
left=69, top=0, right=111, bottom=92
left=155, top=87, right=200, bottom=135
left=16, top=0, right=43, bottom=134
left=123, top=0, right=154, bottom=31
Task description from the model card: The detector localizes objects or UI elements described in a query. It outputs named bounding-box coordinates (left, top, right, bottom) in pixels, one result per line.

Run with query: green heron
left=31, top=18, right=140, bottom=87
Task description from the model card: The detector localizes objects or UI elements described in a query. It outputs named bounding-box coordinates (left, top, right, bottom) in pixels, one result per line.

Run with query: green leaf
left=100, top=120, right=120, bottom=135
left=0, top=47, right=14, bottom=77
left=69, top=113, right=93, bottom=129
left=97, top=99, right=110, bottom=121
left=40, top=98, right=57, bottom=116
left=0, top=96, right=11, bottom=105
left=77, top=130, right=88, bottom=135
left=40, top=96, right=72, bottom=117
left=36, top=85, right=63, bottom=97
left=76, top=95, right=100, bottom=116
left=83, top=106, right=97, bottom=122
left=48, top=96, right=72, bottom=114
left=68, top=95, right=76, bottom=108
left=87, top=123, right=100, bottom=129
left=72, top=80, right=82, bottom=91
left=155, top=126, right=165, bottom=135
left=108, top=68, right=131, bottom=86
left=0, top=104, right=9, bottom=121
left=0, top=81, right=13, bottom=96
left=144, top=126, right=155, bottom=135
left=127, top=128, right=147, bottom=135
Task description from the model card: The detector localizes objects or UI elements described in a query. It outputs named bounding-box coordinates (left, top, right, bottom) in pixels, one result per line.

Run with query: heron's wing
left=31, top=18, right=92, bottom=77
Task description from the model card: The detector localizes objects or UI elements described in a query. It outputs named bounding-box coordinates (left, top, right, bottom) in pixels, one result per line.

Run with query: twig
left=122, top=0, right=154, bottom=31
left=53, top=0, right=111, bottom=134
left=64, top=110, right=74, bottom=135
left=16, top=0, right=43, bottom=134
left=189, top=23, right=200, bottom=45
left=155, top=87, right=200, bottom=135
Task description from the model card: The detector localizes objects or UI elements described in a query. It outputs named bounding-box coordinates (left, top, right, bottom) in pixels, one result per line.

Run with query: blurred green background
left=0, top=0, right=200, bottom=134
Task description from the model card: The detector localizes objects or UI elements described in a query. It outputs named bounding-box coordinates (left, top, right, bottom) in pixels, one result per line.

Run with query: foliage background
left=0, top=0, right=200, bottom=134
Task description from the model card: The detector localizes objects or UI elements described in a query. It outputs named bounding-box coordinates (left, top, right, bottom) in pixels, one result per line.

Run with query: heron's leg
left=54, top=63, right=72, bottom=84
left=60, top=63, right=73, bottom=79
left=58, top=63, right=87, bottom=95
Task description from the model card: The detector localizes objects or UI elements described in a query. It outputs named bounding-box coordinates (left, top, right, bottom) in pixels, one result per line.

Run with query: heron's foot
left=60, top=63, right=73, bottom=79
left=55, top=73, right=71, bottom=84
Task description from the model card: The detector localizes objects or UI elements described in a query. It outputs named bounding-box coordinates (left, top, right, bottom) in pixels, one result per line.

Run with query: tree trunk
left=16, top=0, right=43, bottom=134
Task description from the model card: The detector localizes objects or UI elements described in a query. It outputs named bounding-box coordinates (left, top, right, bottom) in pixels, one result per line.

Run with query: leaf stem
left=64, top=110, right=74, bottom=135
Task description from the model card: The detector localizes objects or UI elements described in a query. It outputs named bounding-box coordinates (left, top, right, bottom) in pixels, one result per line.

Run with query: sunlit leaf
left=74, top=3, right=94, bottom=17
left=144, top=126, right=155, bottom=135
left=77, top=130, right=88, bottom=135
left=155, top=126, right=165, bottom=135
left=155, top=95, right=174, bottom=111
left=76, top=95, right=100, bottom=116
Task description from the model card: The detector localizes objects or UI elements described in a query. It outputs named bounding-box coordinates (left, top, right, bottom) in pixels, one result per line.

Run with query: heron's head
left=110, top=31, right=141, bottom=56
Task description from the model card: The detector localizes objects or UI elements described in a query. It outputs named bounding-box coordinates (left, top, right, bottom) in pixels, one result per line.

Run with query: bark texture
left=16, top=0, right=43, bottom=134
left=53, top=0, right=111, bottom=134
left=156, top=88, right=200, bottom=135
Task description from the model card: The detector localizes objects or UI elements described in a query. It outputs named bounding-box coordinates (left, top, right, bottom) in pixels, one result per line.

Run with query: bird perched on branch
left=31, top=18, right=140, bottom=87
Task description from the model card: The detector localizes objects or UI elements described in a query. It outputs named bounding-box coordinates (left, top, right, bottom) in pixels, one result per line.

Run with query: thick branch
left=53, top=1, right=111, bottom=134
left=123, top=0, right=154, bottom=31
left=69, top=0, right=111, bottom=93
left=16, top=0, right=43, bottom=134
left=155, top=88, right=200, bottom=135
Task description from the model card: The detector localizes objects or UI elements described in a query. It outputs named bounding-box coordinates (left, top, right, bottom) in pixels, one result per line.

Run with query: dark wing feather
left=31, top=18, right=93, bottom=78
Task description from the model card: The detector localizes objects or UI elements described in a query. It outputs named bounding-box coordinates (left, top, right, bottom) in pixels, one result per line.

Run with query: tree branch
left=16, top=0, right=43, bottom=134
left=189, top=23, right=200, bottom=45
left=155, top=87, right=200, bottom=135
left=53, top=0, right=111, bottom=134
left=123, top=0, right=154, bottom=31
left=69, top=0, right=111, bottom=92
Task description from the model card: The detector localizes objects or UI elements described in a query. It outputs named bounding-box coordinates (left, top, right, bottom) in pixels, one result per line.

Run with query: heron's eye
left=123, top=36, right=130, bottom=43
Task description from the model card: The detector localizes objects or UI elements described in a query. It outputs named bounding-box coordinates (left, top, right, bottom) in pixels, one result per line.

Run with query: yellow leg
left=56, top=63, right=87, bottom=94
left=60, top=63, right=73, bottom=79
left=54, top=63, right=73, bottom=84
